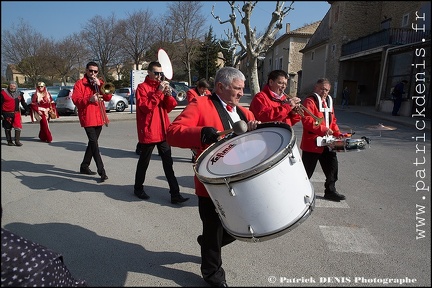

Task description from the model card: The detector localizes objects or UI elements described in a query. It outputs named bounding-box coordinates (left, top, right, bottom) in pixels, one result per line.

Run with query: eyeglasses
left=88, top=69, right=99, bottom=73
left=153, top=71, right=164, bottom=76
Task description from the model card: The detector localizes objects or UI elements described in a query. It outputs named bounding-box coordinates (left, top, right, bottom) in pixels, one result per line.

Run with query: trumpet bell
left=101, top=82, right=116, bottom=94
left=175, top=90, right=186, bottom=102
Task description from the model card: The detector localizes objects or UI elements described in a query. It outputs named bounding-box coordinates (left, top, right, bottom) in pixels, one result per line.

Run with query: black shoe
left=197, top=235, right=203, bottom=246
left=171, top=194, right=190, bottom=204
left=324, top=191, right=346, bottom=202
left=100, top=174, right=108, bottom=182
left=134, top=189, right=150, bottom=200
left=80, top=167, right=97, bottom=175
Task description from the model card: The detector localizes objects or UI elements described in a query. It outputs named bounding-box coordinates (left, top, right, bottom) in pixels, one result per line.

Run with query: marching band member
left=72, top=61, right=112, bottom=182
left=300, top=78, right=346, bottom=202
left=133, top=61, right=189, bottom=204
left=186, top=78, right=212, bottom=103
left=167, top=67, right=260, bottom=287
left=249, top=69, right=301, bottom=126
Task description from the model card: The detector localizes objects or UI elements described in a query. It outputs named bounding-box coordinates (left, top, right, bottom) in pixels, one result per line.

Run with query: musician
left=249, top=70, right=301, bottom=126
left=1, top=81, right=30, bottom=146
left=186, top=78, right=212, bottom=103
left=300, top=78, right=345, bottom=202
left=133, top=61, right=189, bottom=204
left=72, top=61, right=112, bottom=182
left=167, top=67, right=261, bottom=287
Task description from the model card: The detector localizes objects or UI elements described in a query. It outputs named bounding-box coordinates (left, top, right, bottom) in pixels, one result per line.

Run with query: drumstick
left=217, top=120, right=248, bottom=136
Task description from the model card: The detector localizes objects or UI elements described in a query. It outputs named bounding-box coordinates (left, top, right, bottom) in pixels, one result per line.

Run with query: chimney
left=286, top=23, right=291, bottom=33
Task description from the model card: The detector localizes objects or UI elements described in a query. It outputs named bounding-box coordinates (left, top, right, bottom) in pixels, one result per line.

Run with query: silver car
left=55, top=88, right=128, bottom=115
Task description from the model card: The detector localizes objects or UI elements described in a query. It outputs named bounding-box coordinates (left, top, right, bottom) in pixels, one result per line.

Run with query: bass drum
left=194, top=122, right=315, bottom=242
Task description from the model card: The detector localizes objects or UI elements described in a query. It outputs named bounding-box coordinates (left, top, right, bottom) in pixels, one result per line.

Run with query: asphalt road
left=1, top=107, right=431, bottom=287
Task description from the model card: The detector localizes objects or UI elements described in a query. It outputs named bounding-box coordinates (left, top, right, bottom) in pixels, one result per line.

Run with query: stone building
left=300, top=1, right=430, bottom=117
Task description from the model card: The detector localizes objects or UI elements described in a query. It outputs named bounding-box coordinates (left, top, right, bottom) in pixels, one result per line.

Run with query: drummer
left=300, top=78, right=346, bottom=202
left=167, top=67, right=260, bottom=287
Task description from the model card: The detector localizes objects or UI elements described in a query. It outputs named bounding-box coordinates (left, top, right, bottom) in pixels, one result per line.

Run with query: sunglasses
left=37, top=86, right=45, bottom=88
left=88, top=69, right=99, bottom=73
left=153, top=71, right=164, bottom=76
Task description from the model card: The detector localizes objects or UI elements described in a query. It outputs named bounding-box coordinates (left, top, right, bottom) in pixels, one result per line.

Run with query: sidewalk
left=29, top=94, right=430, bottom=131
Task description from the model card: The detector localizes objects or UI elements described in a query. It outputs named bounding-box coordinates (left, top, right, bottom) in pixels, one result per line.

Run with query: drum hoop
left=194, top=122, right=296, bottom=184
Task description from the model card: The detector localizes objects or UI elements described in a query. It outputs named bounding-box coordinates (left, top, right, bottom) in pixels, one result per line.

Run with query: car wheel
left=116, top=101, right=126, bottom=112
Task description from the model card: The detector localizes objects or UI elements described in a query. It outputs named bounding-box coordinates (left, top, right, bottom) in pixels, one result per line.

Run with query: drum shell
left=194, top=123, right=315, bottom=242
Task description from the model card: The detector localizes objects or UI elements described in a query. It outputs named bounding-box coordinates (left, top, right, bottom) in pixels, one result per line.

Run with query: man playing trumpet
left=249, top=69, right=302, bottom=126
left=133, top=61, right=189, bottom=204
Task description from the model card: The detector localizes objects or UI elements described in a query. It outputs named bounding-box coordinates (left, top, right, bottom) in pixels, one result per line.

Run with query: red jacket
left=186, top=87, right=212, bottom=103
left=167, top=95, right=255, bottom=197
left=135, top=76, right=177, bottom=144
left=72, top=77, right=112, bottom=127
left=300, top=94, right=341, bottom=153
left=249, top=84, right=301, bottom=126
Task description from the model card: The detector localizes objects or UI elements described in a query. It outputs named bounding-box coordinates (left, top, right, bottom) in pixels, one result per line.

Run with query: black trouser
left=392, top=96, right=402, bottom=115
left=134, top=141, right=180, bottom=195
left=81, top=126, right=105, bottom=176
left=302, top=148, right=339, bottom=194
left=198, top=196, right=236, bottom=285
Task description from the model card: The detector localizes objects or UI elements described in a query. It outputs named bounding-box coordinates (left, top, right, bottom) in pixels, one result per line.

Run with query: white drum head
left=158, top=49, right=173, bottom=80
left=195, top=124, right=294, bottom=183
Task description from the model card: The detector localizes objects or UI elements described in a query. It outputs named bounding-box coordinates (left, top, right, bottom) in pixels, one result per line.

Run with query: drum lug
left=288, top=149, right=297, bottom=164
left=248, top=226, right=259, bottom=243
left=304, top=195, right=312, bottom=206
left=224, top=178, right=236, bottom=196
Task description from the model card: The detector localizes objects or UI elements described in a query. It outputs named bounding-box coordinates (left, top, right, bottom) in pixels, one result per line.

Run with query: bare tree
left=1, top=19, right=50, bottom=85
left=117, top=9, right=156, bottom=70
left=81, top=14, right=122, bottom=81
left=49, top=34, right=89, bottom=85
left=165, top=1, right=207, bottom=85
left=212, top=1, right=294, bottom=96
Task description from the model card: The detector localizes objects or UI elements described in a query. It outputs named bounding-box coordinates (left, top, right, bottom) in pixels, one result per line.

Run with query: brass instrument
left=93, top=80, right=113, bottom=127
left=161, top=81, right=186, bottom=102
left=282, top=92, right=323, bottom=126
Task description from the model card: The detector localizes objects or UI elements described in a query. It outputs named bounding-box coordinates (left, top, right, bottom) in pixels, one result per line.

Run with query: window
left=402, top=13, right=409, bottom=27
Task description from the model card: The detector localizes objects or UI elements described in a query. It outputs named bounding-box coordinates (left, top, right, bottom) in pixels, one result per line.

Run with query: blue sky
left=1, top=1, right=330, bottom=41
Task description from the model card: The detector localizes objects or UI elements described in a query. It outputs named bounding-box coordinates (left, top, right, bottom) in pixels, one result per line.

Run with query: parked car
left=55, top=88, right=77, bottom=115
left=55, top=88, right=128, bottom=115
left=114, top=87, right=133, bottom=104
left=18, top=89, right=35, bottom=114
left=105, top=94, right=128, bottom=112
left=46, top=86, right=62, bottom=102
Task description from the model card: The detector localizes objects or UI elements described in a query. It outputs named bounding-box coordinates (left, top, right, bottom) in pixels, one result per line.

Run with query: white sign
left=130, top=70, right=148, bottom=113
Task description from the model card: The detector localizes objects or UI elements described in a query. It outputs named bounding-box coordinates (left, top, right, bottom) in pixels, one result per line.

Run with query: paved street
left=2, top=97, right=431, bottom=287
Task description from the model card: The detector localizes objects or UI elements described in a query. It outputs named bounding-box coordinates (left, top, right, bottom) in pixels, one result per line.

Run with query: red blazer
left=135, top=76, right=177, bottom=144
left=72, top=77, right=112, bottom=127
left=186, top=87, right=212, bottom=103
left=300, top=94, right=341, bottom=153
left=249, top=84, right=301, bottom=126
left=167, top=95, right=255, bottom=197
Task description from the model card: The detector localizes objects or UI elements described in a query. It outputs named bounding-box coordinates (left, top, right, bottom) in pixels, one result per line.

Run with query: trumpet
left=282, top=92, right=323, bottom=126
left=161, top=81, right=186, bottom=102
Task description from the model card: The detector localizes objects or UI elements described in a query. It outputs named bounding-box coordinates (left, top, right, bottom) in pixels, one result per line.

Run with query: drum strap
left=210, top=93, right=247, bottom=130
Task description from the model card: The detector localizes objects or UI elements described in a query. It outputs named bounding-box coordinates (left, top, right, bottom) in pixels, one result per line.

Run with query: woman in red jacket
left=30, top=82, right=58, bottom=143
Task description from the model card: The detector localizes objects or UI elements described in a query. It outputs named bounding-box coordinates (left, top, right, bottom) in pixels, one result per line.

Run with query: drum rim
left=194, top=122, right=296, bottom=184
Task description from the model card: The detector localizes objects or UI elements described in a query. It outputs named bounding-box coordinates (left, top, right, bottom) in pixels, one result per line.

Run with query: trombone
left=282, top=92, right=323, bottom=126
left=93, top=81, right=115, bottom=127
